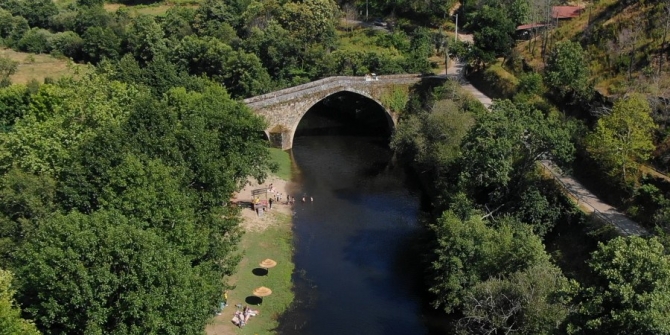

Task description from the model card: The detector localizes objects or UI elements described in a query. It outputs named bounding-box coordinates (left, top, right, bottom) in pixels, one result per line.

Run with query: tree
left=0, top=268, right=40, bottom=335
left=544, top=41, right=593, bottom=103
left=586, top=94, right=656, bottom=183
left=428, top=211, right=549, bottom=313
left=459, top=100, right=575, bottom=206
left=0, top=8, right=13, bottom=39
left=458, top=262, right=572, bottom=335
left=0, top=169, right=56, bottom=266
left=566, top=237, right=670, bottom=335
left=0, top=74, right=141, bottom=175
left=0, top=56, right=18, bottom=88
left=13, top=210, right=220, bottom=335
left=125, top=15, right=167, bottom=64
left=82, top=26, right=120, bottom=63
left=18, top=0, right=58, bottom=29
left=17, top=28, right=51, bottom=54
left=471, top=6, right=515, bottom=64
left=391, top=98, right=474, bottom=171
left=277, top=0, right=339, bottom=51
left=0, top=84, right=29, bottom=125
left=48, top=31, right=83, bottom=60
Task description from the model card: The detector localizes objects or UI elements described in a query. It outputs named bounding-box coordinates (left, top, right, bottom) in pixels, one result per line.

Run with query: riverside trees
left=0, top=73, right=273, bottom=334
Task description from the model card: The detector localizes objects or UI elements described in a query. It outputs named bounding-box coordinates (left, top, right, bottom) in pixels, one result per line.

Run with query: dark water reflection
left=276, top=135, right=430, bottom=335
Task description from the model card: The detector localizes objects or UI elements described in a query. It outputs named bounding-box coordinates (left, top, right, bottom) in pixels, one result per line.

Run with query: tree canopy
left=586, top=94, right=656, bottom=183
left=566, top=237, right=670, bottom=335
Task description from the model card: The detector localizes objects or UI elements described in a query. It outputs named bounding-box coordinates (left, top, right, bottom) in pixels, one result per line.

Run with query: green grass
left=226, top=213, right=295, bottom=335
left=268, top=148, right=291, bottom=181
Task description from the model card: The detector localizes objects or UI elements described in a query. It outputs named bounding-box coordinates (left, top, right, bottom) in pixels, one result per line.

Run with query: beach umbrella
left=259, top=259, right=277, bottom=275
left=252, top=286, right=272, bottom=305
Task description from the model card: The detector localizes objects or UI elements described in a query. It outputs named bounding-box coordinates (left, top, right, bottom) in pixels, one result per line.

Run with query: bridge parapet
left=244, top=74, right=423, bottom=109
left=243, top=73, right=453, bottom=149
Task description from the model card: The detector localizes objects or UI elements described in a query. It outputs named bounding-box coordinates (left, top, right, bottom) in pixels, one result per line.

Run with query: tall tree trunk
left=659, top=3, right=670, bottom=76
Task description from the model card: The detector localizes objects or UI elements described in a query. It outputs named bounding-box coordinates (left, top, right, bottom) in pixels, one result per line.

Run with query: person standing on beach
left=269, top=198, right=273, bottom=209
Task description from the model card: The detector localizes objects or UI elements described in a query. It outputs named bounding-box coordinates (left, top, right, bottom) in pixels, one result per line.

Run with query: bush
left=517, top=72, right=544, bottom=95
left=17, top=28, right=52, bottom=53
left=49, top=31, right=83, bottom=60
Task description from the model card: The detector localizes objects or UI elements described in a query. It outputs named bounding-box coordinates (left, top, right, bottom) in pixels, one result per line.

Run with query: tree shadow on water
left=245, top=296, right=263, bottom=305
left=252, top=268, right=269, bottom=276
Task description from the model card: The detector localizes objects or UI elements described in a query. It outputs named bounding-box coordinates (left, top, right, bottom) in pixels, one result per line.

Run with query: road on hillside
left=445, top=47, right=647, bottom=236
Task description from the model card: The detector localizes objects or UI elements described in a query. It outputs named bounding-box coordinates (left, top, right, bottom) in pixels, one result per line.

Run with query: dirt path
left=447, top=52, right=647, bottom=236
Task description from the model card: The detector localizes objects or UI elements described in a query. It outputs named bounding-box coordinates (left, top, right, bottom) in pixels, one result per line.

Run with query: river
left=276, top=93, right=433, bottom=335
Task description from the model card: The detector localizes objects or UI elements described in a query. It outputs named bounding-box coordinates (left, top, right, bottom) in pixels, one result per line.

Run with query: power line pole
left=455, top=14, right=458, bottom=42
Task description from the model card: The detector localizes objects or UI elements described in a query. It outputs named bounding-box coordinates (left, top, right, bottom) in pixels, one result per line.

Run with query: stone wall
left=245, top=74, right=427, bottom=149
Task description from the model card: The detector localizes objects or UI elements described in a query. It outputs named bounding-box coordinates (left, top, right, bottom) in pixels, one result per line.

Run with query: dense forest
left=1, top=0, right=670, bottom=334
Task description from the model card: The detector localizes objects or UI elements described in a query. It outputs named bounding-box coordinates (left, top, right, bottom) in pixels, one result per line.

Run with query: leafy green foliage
left=428, top=211, right=549, bottom=313
left=14, top=210, right=219, bottom=335
left=459, top=100, right=575, bottom=206
left=544, top=41, right=593, bottom=103
left=0, top=83, right=29, bottom=125
left=0, top=268, right=40, bottom=335
left=0, top=56, right=18, bottom=88
left=458, top=262, right=572, bottom=335
left=586, top=94, right=656, bottom=183
left=391, top=98, right=474, bottom=171
left=471, top=6, right=515, bottom=64
left=566, top=237, right=670, bottom=335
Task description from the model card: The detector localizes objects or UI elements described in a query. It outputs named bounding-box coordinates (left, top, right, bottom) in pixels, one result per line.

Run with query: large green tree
left=459, top=100, right=575, bottom=206
left=566, top=237, right=670, bottom=335
left=544, top=41, right=593, bottom=103
left=458, top=262, right=572, bottom=335
left=471, top=6, right=515, bottom=64
left=428, top=211, right=549, bottom=313
left=586, top=94, right=656, bottom=183
left=14, top=210, right=219, bottom=335
left=0, top=268, right=39, bottom=335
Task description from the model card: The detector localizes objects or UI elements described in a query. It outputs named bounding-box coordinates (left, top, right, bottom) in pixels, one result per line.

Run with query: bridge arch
left=244, top=74, right=431, bottom=149
left=285, top=88, right=396, bottom=147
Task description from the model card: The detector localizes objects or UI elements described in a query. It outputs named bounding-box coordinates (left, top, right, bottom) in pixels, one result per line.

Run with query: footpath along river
left=275, top=94, right=438, bottom=334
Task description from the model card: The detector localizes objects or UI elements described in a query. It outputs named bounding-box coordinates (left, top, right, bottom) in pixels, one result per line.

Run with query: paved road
left=540, top=160, right=648, bottom=236
left=447, top=56, right=647, bottom=236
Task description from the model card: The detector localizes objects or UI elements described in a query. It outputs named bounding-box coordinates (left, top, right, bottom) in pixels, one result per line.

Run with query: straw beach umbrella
left=259, top=258, right=277, bottom=275
left=252, top=286, right=272, bottom=305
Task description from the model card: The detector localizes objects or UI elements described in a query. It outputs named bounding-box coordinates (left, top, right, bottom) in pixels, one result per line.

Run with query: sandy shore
left=234, top=176, right=296, bottom=231
left=206, top=175, right=296, bottom=335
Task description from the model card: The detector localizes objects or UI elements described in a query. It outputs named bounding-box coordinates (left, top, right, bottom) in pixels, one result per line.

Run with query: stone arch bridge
left=243, top=74, right=450, bottom=149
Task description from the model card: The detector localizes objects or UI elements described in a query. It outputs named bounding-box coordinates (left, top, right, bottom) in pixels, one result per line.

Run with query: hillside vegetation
left=516, top=0, right=670, bottom=97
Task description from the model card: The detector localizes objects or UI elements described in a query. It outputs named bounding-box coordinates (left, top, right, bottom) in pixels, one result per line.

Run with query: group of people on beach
left=267, top=183, right=313, bottom=206
left=231, top=305, right=259, bottom=328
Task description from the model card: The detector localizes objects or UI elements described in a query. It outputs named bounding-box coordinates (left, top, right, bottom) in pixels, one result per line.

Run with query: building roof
left=516, top=23, right=549, bottom=31
left=551, top=6, right=584, bottom=19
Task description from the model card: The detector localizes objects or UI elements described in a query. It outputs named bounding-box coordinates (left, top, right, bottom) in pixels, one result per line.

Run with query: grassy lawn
left=2, top=48, right=87, bottom=84
left=231, top=212, right=294, bottom=335
left=206, top=147, right=294, bottom=334
left=268, top=148, right=291, bottom=181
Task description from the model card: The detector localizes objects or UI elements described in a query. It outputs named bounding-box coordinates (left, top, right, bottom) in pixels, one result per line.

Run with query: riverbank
left=206, top=148, right=297, bottom=335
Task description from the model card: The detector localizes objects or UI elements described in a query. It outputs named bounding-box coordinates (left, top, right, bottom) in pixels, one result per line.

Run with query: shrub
left=17, top=28, right=52, bottom=53
left=48, top=31, right=83, bottom=60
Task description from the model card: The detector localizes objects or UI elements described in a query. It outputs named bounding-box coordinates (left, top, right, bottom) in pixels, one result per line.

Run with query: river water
left=277, top=93, right=431, bottom=335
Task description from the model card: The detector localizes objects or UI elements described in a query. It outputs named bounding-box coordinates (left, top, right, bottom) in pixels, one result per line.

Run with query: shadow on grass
left=245, top=296, right=264, bottom=306
left=252, top=268, right=269, bottom=276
